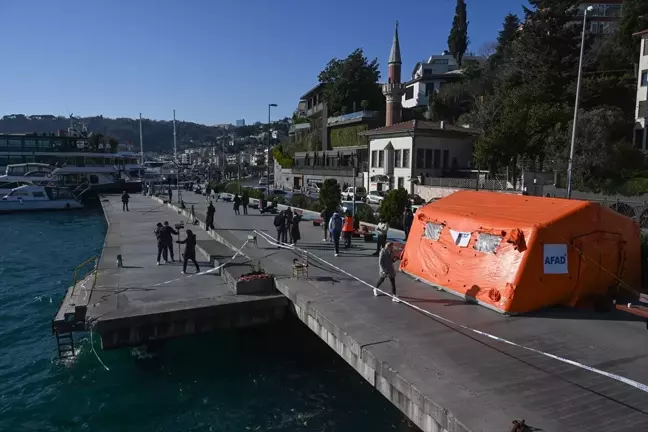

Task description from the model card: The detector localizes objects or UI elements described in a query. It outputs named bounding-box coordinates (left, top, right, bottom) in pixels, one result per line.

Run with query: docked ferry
left=0, top=128, right=143, bottom=196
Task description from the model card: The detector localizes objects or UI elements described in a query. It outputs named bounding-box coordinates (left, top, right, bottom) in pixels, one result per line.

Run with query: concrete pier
left=161, top=193, right=648, bottom=432
left=52, top=195, right=287, bottom=350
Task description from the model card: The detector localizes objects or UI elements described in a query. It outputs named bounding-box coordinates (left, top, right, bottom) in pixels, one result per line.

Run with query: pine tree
left=496, top=14, right=520, bottom=57
left=447, top=0, right=469, bottom=67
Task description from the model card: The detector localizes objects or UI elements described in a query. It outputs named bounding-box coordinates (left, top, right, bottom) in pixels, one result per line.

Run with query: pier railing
left=71, top=256, right=99, bottom=297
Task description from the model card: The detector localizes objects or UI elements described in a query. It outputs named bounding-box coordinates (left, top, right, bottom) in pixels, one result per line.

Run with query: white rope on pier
left=252, top=229, right=648, bottom=394
left=152, top=239, right=250, bottom=287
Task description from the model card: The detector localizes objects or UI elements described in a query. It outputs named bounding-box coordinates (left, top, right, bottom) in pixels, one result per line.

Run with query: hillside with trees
left=426, top=0, right=648, bottom=195
left=0, top=114, right=291, bottom=153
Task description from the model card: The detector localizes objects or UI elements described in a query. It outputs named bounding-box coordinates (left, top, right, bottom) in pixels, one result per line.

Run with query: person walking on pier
left=402, top=208, right=413, bottom=240
left=328, top=210, right=343, bottom=257
left=177, top=229, right=200, bottom=274
left=372, top=218, right=389, bottom=257
left=374, top=242, right=399, bottom=302
left=241, top=190, right=249, bottom=215
left=121, top=190, right=130, bottom=212
left=168, top=186, right=173, bottom=203
left=233, top=194, right=241, bottom=215
left=161, top=221, right=178, bottom=262
left=154, top=222, right=167, bottom=265
left=206, top=202, right=215, bottom=231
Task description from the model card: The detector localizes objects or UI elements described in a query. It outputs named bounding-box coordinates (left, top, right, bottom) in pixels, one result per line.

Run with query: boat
left=0, top=185, right=84, bottom=213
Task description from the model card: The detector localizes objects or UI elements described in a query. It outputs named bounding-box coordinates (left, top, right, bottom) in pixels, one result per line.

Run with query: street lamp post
left=566, top=5, right=593, bottom=199
left=267, top=103, right=278, bottom=189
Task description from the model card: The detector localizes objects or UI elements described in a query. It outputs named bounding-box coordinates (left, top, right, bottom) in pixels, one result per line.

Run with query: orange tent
left=400, top=191, right=641, bottom=314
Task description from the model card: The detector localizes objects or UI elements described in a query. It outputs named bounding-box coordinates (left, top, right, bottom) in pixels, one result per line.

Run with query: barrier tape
left=152, top=239, right=250, bottom=287
left=252, top=229, right=648, bottom=394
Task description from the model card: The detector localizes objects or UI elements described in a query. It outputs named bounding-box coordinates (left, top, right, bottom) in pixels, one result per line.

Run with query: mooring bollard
left=116, top=254, right=123, bottom=268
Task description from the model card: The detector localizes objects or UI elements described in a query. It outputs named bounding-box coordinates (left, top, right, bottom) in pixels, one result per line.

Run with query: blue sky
left=0, top=0, right=527, bottom=125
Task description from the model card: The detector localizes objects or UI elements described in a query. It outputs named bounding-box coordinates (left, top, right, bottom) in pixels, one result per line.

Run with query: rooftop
left=361, top=120, right=479, bottom=137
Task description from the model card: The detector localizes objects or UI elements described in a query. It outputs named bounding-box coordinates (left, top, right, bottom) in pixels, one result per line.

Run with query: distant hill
left=0, top=114, right=291, bottom=152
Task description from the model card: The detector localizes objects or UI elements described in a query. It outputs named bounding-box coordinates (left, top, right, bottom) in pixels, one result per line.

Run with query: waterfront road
left=159, top=195, right=648, bottom=432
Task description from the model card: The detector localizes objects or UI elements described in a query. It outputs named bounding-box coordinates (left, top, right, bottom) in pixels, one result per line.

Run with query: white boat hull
left=0, top=199, right=83, bottom=213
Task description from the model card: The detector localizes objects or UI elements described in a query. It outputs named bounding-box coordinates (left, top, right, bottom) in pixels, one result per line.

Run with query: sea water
left=0, top=208, right=417, bottom=431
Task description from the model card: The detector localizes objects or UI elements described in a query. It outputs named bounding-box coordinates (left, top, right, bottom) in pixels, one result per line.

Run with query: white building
left=402, top=53, right=486, bottom=109
left=364, top=120, right=478, bottom=193
left=635, top=28, right=648, bottom=150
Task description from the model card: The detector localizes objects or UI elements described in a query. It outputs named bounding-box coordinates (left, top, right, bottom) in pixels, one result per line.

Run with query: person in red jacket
left=342, top=211, right=354, bottom=249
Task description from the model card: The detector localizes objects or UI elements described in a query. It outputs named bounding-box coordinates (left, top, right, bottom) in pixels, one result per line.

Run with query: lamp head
left=269, top=103, right=278, bottom=107
left=586, top=5, right=594, bottom=12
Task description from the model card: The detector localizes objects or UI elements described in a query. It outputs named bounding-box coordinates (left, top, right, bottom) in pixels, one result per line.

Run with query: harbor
left=53, top=193, right=648, bottom=431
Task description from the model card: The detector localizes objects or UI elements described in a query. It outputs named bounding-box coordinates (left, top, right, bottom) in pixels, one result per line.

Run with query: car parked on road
left=341, top=186, right=367, bottom=202
left=365, top=190, right=386, bottom=205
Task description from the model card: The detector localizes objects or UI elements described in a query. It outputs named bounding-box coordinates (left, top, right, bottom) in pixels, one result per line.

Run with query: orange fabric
left=342, top=216, right=354, bottom=232
left=399, top=190, right=641, bottom=314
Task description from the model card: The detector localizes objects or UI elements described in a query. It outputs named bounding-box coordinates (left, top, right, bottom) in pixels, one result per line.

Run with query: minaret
left=382, top=21, right=404, bottom=127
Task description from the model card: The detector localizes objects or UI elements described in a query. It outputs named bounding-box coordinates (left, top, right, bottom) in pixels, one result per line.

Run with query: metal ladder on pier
left=55, top=332, right=76, bottom=359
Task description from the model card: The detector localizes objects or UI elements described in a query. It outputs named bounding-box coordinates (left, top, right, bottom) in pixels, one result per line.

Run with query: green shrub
left=379, top=188, right=409, bottom=229
left=208, top=181, right=226, bottom=193
left=320, top=179, right=341, bottom=213
left=289, top=194, right=316, bottom=210
left=355, top=203, right=377, bottom=224
left=224, top=182, right=242, bottom=194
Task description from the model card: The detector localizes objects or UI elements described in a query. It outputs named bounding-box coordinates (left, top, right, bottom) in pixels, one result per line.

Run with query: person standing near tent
left=374, top=242, right=399, bottom=302
left=177, top=229, right=200, bottom=274
left=328, top=210, right=343, bottom=257
left=206, top=202, right=215, bottom=231
left=372, top=217, right=389, bottom=256
left=233, top=194, right=241, bottom=215
left=342, top=210, right=354, bottom=249
left=241, top=190, right=249, bottom=215
left=402, top=208, right=414, bottom=240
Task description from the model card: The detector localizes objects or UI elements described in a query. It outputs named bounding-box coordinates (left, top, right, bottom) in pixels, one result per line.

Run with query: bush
left=379, top=188, right=409, bottom=229
left=320, top=179, right=341, bottom=213
left=208, top=181, right=227, bottom=193
left=289, top=194, right=317, bottom=210
left=224, top=182, right=242, bottom=195
left=355, top=203, right=377, bottom=224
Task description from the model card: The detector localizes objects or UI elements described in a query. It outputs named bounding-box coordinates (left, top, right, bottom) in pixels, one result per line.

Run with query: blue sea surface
left=0, top=208, right=417, bottom=431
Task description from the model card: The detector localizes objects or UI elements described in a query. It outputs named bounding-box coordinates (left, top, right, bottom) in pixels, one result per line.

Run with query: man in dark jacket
left=274, top=210, right=286, bottom=245
left=177, top=229, right=200, bottom=274
left=241, top=191, right=249, bottom=215
left=206, top=202, right=215, bottom=231
left=284, top=207, right=294, bottom=244
left=121, top=190, right=130, bottom=212
left=154, top=222, right=167, bottom=265
left=161, top=221, right=179, bottom=262
left=402, top=208, right=414, bottom=240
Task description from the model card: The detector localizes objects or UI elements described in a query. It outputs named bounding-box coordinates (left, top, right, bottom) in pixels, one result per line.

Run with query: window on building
left=0, top=139, right=7, bottom=148
left=443, top=150, right=449, bottom=169
left=378, top=150, right=384, bottom=168
left=424, top=149, right=433, bottom=169
left=433, top=149, right=441, bottom=169
left=642, top=70, right=648, bottom=87
left=371, top=150, right=377, bottom=168
left=24, top=139, right=36, bottom=148
left=405, top=86, right=414, bottom=100
left=39, top=140, right=51, bottom=148
left=8, top=139, right=21, bottom=149
left=423, top=69, right=433, bottom=76
left=425, top=84, right=435, bottom=96
left=397, top=177, right=404, bottom=189
left=639, top=101, right=647, bottom=118
left=432, top=59, right=449, bottom=65
left=644, top=40, right=648, bottom=56
left=416, top=149, right=424, bottom=169
left=394, top=149, right=401, bottom=168
left=403, top=149, right=410, bottom=168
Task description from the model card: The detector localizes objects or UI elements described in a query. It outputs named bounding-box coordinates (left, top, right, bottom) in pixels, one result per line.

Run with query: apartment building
left=635, top=28, right=648, bottom=150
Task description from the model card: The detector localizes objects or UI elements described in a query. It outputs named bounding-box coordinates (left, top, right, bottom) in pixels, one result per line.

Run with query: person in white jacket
left=372, top=218, right=389, bottom=256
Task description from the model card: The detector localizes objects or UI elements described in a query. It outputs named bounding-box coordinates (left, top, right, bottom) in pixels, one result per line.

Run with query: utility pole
left=139, top=113, right=144, bottom=165
left=267, top=103, right=277, bottom=189
left=566, top=6, right=592, bottom=199
left=173, top=109, right=177, bottom=161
